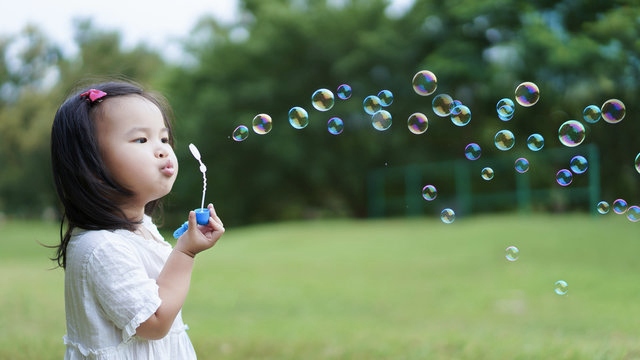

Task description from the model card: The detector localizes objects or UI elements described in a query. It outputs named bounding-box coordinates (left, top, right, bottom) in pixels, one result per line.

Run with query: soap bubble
left=526, top=133, right=544, bottom=152
left=252, top=114, right=273, bottom=134
left=288, top=107, right=309, bottom=129
left=515, top=81, right=540, bottom=107
left=514, top=158, right=530, bottom=173
left=363, top=95, right=382, bottom=115
left=311, top=88, right=335, bottom=111
left=626, top=205, right=640, bottom=222
left=556, top=169, right=573, bottom=186
left=407, top=113, right=429, bottom=134
left=440, top=208, right=456, bottom=224
left=327, top=117, right=344, bottom=135
left=450, top=104, right=472, bottom=126
left=569, top=155, right=588, bottom=174
left=505, top=246, right=519, bottom=261
left=412, top=70, right=438, bottom=96
left=558, top=120, right=586, bottom=147
left=496, top=98, right=515, bottom=121
left=596, top=201, right=610, bottom=214
left=612, top=199, right=628, bottom=214
left=464, top=143, right=482, bottom=161
left=336, top=84, right=352, bottom=100
left=601, top=99, right=625, bottom=124
left=582, top=105, right=601, bottom=124
left=481, top=167, right=494, bottom=180
left=378, top=90, right=394, bottom=106
left=432, top=94, right=454, bottom=117
left=554, top=280, right=568, bottom=295
left=371, top=110, right=392, bottom=131
left=494, top=130, right=515, bottom=151
left=635, top=153, right=640, bottom=174
left=421, top=184, right=437, bottom=201
left=232, top=125, right=249, bottom=142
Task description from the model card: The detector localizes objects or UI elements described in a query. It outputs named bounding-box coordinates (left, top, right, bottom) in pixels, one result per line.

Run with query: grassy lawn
left=1, top=213, right=639, bottom=359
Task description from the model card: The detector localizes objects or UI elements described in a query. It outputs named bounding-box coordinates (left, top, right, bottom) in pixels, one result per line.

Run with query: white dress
left=63, top=215, right=197, bottom=359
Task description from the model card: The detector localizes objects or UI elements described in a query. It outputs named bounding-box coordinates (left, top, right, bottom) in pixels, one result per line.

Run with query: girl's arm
left=136, top=204, right=224, bottom=340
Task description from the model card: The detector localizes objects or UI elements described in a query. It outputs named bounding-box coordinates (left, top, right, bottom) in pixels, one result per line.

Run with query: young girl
left=50, top=80, right=225, bottom=359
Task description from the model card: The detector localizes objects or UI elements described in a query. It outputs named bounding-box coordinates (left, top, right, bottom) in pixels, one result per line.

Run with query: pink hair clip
left=79, top=89, right=107, bottom=103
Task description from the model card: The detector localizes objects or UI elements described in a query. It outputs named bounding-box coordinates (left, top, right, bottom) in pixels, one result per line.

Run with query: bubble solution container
left=172, top=208, right=210, bottom=239
left=195, top=208, right=210, bottom=225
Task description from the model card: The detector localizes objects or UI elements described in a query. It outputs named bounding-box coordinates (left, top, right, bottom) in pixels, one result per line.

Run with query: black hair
left=50, top=80, right=175, bottom=268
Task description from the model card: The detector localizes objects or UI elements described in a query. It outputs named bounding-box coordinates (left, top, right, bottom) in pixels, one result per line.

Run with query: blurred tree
left=0, top=20, right=168, bottom=218
left=0, top=25, right=61, bottom=103
left=495, top=0, right=640, bottom=200
left=0, top=0, right=638, bottom=224
left=57, top=19, right=167, bottom=92
left=166, top=0, right=416, bottom=225
left=166, top=0, right=640, bottom=226
left=0, top=26, right=61, bottom=216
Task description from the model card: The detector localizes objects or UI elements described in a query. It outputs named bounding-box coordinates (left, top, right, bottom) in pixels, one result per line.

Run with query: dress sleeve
left=86, top=234, right=162, bottom=343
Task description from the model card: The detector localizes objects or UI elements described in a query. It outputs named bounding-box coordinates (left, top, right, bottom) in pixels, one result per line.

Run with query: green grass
left=1, top=213, right=640, bottom=359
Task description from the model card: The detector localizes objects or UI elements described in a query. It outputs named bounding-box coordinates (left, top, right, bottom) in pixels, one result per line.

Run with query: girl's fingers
left=187, top=210, right=196, bottom=227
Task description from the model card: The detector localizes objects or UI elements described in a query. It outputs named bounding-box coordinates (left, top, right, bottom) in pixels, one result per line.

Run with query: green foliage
left=164, top=0, right=640, bottom=226
left=0, top=20, right=167, bottom=217
left=58, top=19, right=167, bottom=88
left=0, top=0, right=638, bottom=227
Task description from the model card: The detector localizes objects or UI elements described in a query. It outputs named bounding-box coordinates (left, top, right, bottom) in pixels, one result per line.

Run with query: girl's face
left=95, top=95, right=178, bottom=215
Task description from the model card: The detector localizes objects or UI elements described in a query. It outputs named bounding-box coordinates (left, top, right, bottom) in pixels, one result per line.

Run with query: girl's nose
left=156, top=147, right=168, bottom=158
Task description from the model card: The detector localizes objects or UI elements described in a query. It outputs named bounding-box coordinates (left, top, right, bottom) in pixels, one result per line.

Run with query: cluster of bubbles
left=227, top=68, right=633, bottom=296
left=409, top=71, right=630, bottom=297
left=595, top=198, right=640, bottom=222
left=413, top=72, right=629, bottom=225
left=243, top=74, right=628, bottom=207
left=553, top=155, right=589, bottom=187
left=415, top=76, right=542, bottom=224
left=231, top=70, right=630, bottom=215
left=231, top=82, right=399, bottom=141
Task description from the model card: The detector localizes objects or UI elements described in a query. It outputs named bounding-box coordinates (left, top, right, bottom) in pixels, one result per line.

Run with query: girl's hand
left=174, top=203, right=225, bottom=257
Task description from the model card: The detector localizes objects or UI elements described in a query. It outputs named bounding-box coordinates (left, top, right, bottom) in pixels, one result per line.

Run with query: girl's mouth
left=161, top=161, right=176, bottom=176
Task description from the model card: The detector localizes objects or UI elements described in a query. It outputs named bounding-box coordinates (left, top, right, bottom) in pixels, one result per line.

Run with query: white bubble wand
left=189, top=143, right=207, bottom=210
left=173, top=143, right=210, bottom=238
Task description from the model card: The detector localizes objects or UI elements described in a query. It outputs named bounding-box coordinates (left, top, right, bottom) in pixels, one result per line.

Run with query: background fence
left=367, top=143, right=600, bottom=218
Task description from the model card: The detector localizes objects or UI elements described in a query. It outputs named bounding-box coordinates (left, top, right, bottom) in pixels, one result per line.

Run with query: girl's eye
left=161, top=137, right=170, bottom=144
left=134, top=138, right=148, bottom=143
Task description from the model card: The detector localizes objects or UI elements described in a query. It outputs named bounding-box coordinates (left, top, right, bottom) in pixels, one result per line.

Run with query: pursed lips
left=160, top=160, right=176, bottom=176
